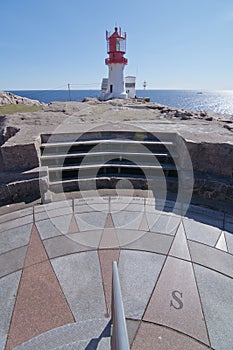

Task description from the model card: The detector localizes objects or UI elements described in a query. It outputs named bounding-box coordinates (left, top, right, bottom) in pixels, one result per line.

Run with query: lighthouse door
left=110, top=84, right=113, bottom=93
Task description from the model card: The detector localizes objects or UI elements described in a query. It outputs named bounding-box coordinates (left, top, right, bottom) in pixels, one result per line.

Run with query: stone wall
left=187, top=141, right=233, bottom=178
left=1, top=143, right=39, bottom=171
left=0, top=179, right=40, bottom=206
left=193, top=177, right=233, bottom=203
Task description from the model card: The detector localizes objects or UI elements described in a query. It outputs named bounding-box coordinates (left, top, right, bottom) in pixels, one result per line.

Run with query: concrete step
left=41, top=150, right=177, bottom=161
left=41, top=139, right=175, bottom=148
left=39, top=131, right=180, bottom=196
left=48, top=162, right=177, bottom=172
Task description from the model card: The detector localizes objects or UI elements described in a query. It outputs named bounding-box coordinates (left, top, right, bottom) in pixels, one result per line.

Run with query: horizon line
left=3, top=88, right=233, bottom=92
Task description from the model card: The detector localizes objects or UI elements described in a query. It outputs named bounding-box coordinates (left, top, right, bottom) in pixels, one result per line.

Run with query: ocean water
left=10, top=89, right=233, bottom=115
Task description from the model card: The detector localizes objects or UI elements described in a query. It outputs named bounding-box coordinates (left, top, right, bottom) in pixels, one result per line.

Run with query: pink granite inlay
left=98, top=249, right=120, bottom=315
left=68, top=214, right=79, bottom=234
left=139, top=213, right=149, bottom=231
left=144, top=257, right=210, bottom=345
left=5, top=225, right=74, bottom=350
left=99, top=214, right=119, bottom=249
left=24, top=225, right=48, bottom=268
left=105, top=213, right=114, bottom=228
left=132, top=322, right=210, bottom=350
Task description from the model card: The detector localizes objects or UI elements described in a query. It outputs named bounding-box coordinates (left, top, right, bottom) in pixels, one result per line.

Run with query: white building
left=125, top=76, right=136, bottom=98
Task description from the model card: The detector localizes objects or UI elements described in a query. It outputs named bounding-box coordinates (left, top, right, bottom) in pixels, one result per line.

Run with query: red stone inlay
left=99, top=214, right=119, bottom=249
left=5, top=225, right=74, bottom=350
left=99, top=249, right=120, bottom=316
left=24, top=225, right=48, bottom=268
left=139, top=213, right=150, bottom=231
left=68, top=214, right=79, bottom=234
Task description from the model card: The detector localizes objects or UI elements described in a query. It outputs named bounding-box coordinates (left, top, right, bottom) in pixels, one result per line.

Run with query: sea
left=10, top=89, right=233, bottom=115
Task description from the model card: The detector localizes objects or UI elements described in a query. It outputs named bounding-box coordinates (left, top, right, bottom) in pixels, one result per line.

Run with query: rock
left=222, top=119, right=233, bottom=124
left=0, top=91, right=44, bottom=106
left=146, top=104, right=164, bottom=110
left=82, top=97, right=100, bottom=104
left=181, top=114, right=192, bottom=120
left=224, top=124, right=233, bottom=132
left=3, top=126, right=20, bottom=143
left=174, top=110, right=193, bottom=119
left=200, top=112, right=207, bottom=117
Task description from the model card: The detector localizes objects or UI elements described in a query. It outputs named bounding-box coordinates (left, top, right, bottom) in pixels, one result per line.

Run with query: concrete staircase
left=40, top=131, right=180, bottom=198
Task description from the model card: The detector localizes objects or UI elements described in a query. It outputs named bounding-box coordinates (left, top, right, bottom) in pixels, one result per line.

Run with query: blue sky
left=1, top=0, right=233, bottom=90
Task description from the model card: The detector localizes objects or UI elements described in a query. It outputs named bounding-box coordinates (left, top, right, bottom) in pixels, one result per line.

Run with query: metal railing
left=111, top=261, right=130, bottom=350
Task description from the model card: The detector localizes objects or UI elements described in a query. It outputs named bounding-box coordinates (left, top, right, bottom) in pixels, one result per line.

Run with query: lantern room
left=105, top=27, right=128, bottom=65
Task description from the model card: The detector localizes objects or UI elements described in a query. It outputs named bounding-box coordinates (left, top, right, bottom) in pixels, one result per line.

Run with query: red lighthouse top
left=105, top=27, right=128, bottom=65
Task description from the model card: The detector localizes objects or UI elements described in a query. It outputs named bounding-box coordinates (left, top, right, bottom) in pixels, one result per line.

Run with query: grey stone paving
left=43, top=235, right=91, bottom=259
left=75, top=212, right=107, bottom=231
left=13, top=318, right=110, bottom=350
left=125, top=231, right=173, bottom=255
left=0, top=208, right=33, bottom=224
left=51, top=251, right=107, bottom=321
left=66, top=230, right=103, bottom=248
left=189, top=241, right=233, bottom=278
left=110, top=196, right=145, bottom=213
left=0, top=215, right=33, bottom=233
left=74, top=197, right=109, bottom=214
left=0, top=224, right=32, bottom=255
left=116, top=229, right=147, bottom=247
left=0, top=246, right=27, bottom=278
left=96, top=337, right=111, bottom=350
left=194, top=264, right=233, bottom=350
left=118, top=250, right=165, bottom=319
left=183, top=218, right=221, bottom=247
left=36, top=219, right=62, bottom=239
left=148, top=212, right=181, bottom=235
left=0, top=271, right=21, bottom=350
left=34, top=200, right=72, bottom=214
left=112, top=211, right=144, bottom=230
left=34, top=205, right=73, bottom=222
left=36, top=215, right=72, bottom=239
left=126, top=319, right=140, bottom=346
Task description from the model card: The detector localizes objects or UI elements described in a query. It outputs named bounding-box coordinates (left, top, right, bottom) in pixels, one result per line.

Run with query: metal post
left=68, top=83, right=71, bottom=101
left=111, top=261, right=130, bottom=350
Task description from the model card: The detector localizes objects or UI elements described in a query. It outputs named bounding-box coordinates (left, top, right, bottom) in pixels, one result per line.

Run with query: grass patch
left=0, top=104, right=43, bottom=115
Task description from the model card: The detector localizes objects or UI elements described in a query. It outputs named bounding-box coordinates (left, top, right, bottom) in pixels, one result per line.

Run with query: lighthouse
left=101, top=27, right=128, bottom=100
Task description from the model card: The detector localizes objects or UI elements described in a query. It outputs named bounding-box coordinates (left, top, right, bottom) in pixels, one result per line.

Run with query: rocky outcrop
left=0, top=91, right=44, bottom=106
left=0, top=126, right=20, bottom=145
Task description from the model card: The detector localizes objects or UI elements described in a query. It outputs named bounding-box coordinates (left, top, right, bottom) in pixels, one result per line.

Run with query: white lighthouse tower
left=101, top=27, right=128, bottom=100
